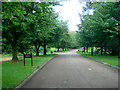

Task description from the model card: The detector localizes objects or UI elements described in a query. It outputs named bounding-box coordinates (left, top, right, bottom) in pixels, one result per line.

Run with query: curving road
left=22, top=50, right=118, bottom=88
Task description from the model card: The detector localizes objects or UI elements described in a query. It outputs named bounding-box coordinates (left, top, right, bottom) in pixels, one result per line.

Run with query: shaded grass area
left=1, top=48, right=74, bottom=57
left=77, top=51, right=119, bottom=67
left=2, top=54, right=56, bottom=88
left=1, top=53, right=23, bottom=58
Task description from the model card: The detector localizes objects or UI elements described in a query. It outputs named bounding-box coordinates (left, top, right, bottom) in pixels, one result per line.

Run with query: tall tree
left=2, top=2, right=35, bottom=61
left=53, top=21, right=70, bottom=51
left=77, top=2, right=119, bottom=56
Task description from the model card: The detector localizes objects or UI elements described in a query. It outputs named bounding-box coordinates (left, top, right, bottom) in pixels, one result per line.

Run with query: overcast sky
left=53, top=0, right=86, bottom=32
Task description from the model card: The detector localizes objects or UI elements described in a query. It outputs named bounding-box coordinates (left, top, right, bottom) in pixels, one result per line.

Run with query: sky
left=53, top=0, right=86, bottom=32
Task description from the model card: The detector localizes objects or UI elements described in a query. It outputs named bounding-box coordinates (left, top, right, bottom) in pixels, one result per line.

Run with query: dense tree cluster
left=2, top=2, right=71, bottom=61
left=52, top=20, right=71, bottom=52
left=77, top=2, right=119, bottom=57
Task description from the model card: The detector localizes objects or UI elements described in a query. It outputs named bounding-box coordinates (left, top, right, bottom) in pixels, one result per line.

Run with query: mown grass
left=1, top=48, right=74, bottom=58
left=77, top=51, right=119, bottom=67
left=2, top=54, right=56, bottom=88
left=1, top=53, right=23, bottom=58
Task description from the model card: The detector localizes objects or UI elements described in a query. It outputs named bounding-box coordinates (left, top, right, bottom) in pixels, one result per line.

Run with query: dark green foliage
left=52, top=20, right=71, bottom=51
left=2, top=2, right=55, bottom=60
left=77, top=2, right=119, bottom=56
left=2, top=2, right=70, bottom=60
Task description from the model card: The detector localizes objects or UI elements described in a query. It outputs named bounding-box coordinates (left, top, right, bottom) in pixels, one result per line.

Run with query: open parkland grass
left=1, top=48, right=74, bottom=58
left=77, top=51, right=119, bottom=67
left=2, top=54, right=56, bottom=88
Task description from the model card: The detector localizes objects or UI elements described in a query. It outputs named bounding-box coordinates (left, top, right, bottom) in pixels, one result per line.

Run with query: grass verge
left=77, top=51, right=119, bottom=67
left=2, top=54, right=56, bottom=88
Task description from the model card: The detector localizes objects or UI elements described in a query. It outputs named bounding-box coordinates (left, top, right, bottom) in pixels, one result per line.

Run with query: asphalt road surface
left=22, top=50, right=118, bottom=88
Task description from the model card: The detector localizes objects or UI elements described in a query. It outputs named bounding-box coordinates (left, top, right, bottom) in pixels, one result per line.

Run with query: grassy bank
left=77, top=51, right=119, bottom=67
left=2, top=54, right=56, bottom=88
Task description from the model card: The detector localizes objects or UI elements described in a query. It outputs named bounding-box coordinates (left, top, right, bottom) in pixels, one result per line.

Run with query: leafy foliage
left=77, top=2, right=119, bottom=56
left=2, top=2, right=72, bottom=60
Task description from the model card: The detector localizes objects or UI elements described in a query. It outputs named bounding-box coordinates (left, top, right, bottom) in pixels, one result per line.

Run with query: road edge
left=79, top=54, right=120, bottom=70
left=14, top=55, right=58, bottom=89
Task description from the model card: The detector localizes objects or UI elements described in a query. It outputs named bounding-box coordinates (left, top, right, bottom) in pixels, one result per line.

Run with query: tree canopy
left=77, top=2, right=119, bottom=56
left=2, top=2, right=71, bottom=61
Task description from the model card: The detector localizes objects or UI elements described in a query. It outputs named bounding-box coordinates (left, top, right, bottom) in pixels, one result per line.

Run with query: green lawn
left=2, top=54, right=56, bottom=88
left=1, top=53, right=23, bottom=58
left=1, top=48, right=74, bottom=57
left=77, top=51, right=119, bottom=67
left=50, top=48, right=58, bottom=51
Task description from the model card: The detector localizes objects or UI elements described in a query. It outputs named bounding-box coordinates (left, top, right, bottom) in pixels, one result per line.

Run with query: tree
left=2, top=2, right=35, bottom=61
left=53, top=20, right=70, bottom=51
left=77, top=2, right=119, bottom=56
left=39, top=3, right=58, bottom=55
left=2, top=2, right=60, bottom=59
left=69, top=31, right=79, bottom=49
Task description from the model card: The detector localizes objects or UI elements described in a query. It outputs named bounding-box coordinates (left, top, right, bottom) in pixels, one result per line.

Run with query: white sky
left=53, top=0, right=86, bottom=31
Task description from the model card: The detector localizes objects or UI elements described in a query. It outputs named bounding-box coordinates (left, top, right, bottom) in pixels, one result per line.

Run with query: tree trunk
left=36, top=48, right=39, bottom=56
left=84, top=47, right=85, bottom=52
left=43, top=45, right=46, bottom=55
left=62, top=48, right=64, bottom=51
left=57, top=47, right=60, bottom=52
left=91, top=47, right=93, bottom=56
left=12, top=43, right=18, bottom=62
left=100, top=41, right=103, bottom=56
left=34, top=42, right=40, bottom=56
left=43, top=37, right=46, bottom=55
left=86, top=47, right=88, bottom=52
left=101, top=46, right=103, bottom=56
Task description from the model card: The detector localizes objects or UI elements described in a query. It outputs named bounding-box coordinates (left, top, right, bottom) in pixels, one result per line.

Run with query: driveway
left=22, top=49, right=118, bottom=88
